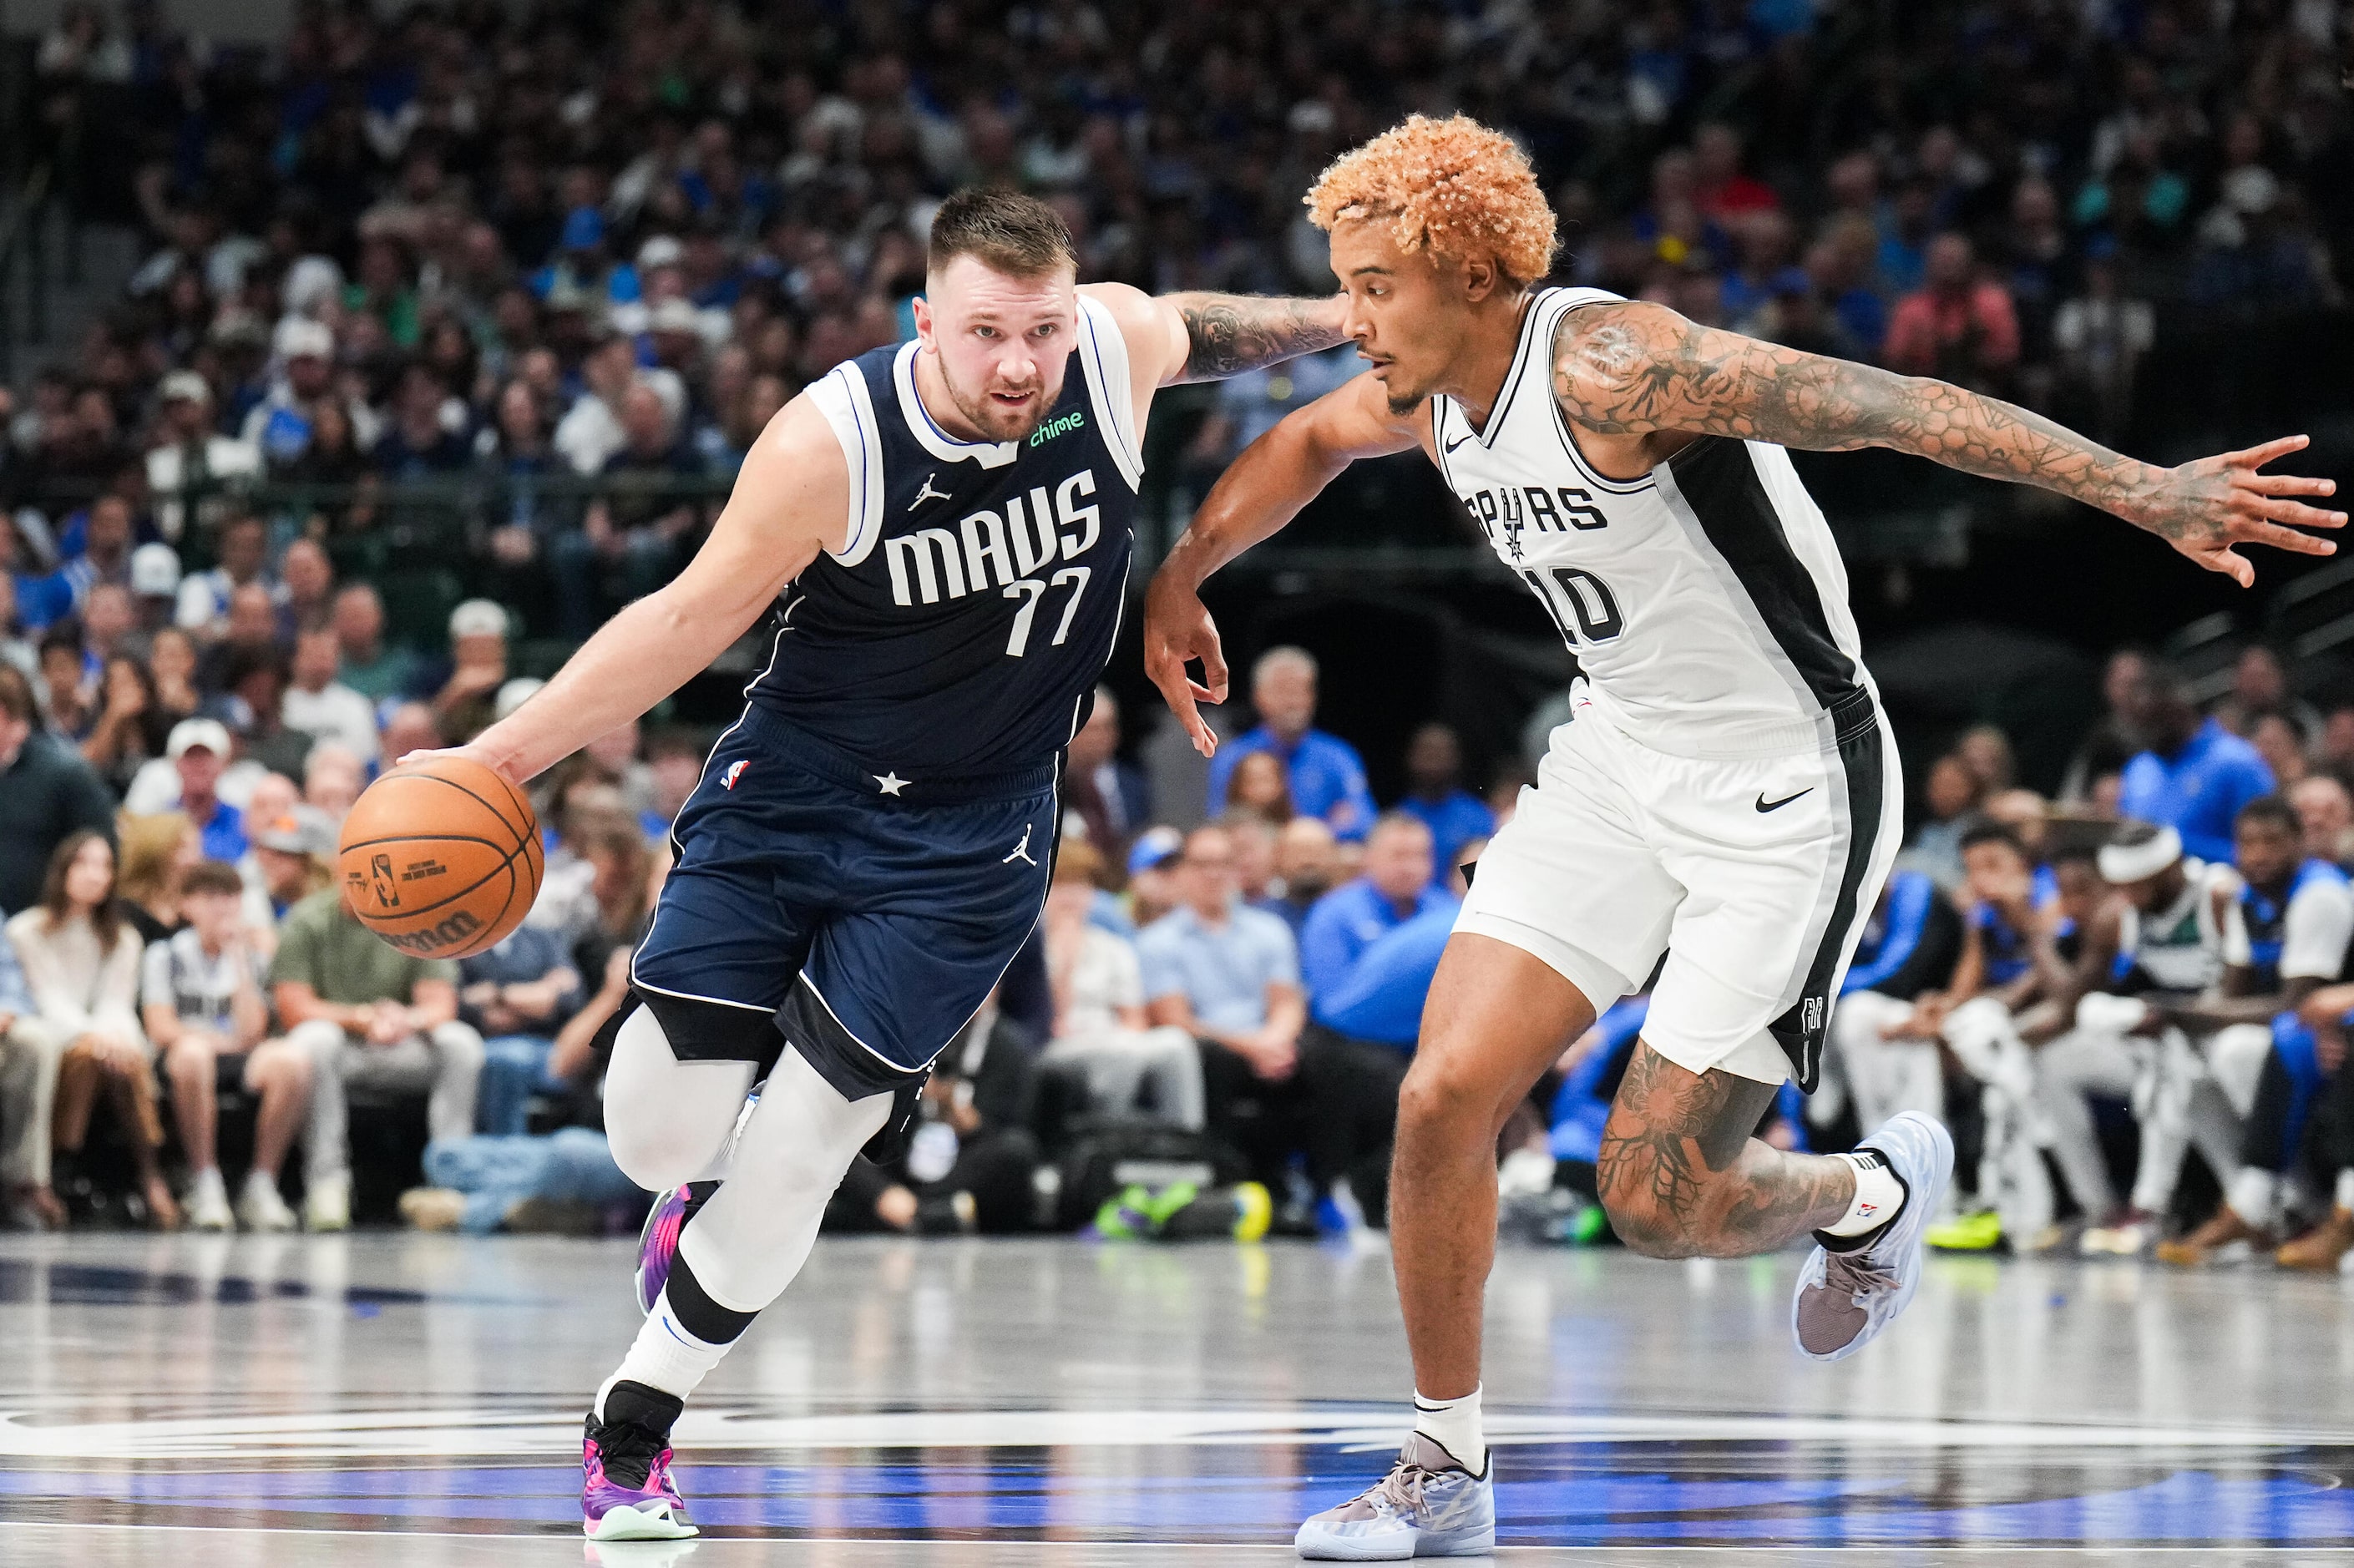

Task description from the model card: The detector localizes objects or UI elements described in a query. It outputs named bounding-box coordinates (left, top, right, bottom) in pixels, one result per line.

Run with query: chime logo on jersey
left=885, top=468, right=1102, bottom=608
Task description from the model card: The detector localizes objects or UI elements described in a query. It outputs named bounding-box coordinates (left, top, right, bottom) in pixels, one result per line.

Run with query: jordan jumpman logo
left=1002, top=824, right=1038, bottom=866
left=909, top=473, right=952, bottom=510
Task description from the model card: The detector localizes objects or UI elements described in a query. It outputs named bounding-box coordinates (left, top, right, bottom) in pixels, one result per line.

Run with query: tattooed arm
left=1080, top=281, right=1348, bottom=393
left=1553, top=300, right=2343, bottom=586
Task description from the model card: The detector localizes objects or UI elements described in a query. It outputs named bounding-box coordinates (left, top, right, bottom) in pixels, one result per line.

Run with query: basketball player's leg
left=1390, top=934, right=1597, bottom=1404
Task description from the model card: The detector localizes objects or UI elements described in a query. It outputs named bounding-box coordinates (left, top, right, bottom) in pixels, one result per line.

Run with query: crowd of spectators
left=2, top=0, right=2349, bottom=644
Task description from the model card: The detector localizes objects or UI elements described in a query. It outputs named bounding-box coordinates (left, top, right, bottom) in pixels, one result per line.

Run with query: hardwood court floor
left=0, top=1229, right=2347, bottom=1565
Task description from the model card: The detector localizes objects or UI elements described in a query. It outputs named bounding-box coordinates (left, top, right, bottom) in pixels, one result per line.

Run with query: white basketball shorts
left=1455, top=691, right=1901, bottom=1090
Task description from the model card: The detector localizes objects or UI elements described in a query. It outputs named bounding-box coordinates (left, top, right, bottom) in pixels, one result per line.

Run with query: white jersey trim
left=891, top=341, right=1021, bottom=469
left=1075, top=294, right=1145, bottom=493
left=804, top=365, right=887, bottom=566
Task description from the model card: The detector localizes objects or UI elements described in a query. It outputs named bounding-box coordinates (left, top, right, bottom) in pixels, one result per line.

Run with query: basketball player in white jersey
left=1141, top=116, right=2343, bottom=1560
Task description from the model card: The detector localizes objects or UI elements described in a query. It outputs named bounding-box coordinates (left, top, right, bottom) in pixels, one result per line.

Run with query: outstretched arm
left=1081, top=281, right=1348, bottom=391
left=1553, top=300, right=2343, bottom=586
left=411, top=397, right=848, bottom=786
left=1143, top=374, right=1422, bottom=756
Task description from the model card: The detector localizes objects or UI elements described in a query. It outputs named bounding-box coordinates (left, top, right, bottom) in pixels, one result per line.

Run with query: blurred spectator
left=554, top=383, right=703, bottom=633
left=173, top=513, right=278, bottom=640
left=1123, top=826, right=1185, bottom=931
left=640, top=731, right=705, bottom=837
left=1207, top=647, right=1374, bottom=841
left=1226, top=814, right=1281, bottom=913
left=1039, top=840, right=1203, bottom=1130
left=2119, top=664, right=2276, bottom=866
left=1883, top=233, right=2020, bottom=389
left=128, top=544, right=181, bottom=636
left=144, top=372, right=260, bottom=543
left=248, top=807, right=335, bottom=924
left=2052, top=251, right=2155, bottom=440
left=0, top=665, right=115, bottom=916
left=1266, top=816, right=1342, bottom=936
left=140, top=860, right=305, bottom=1232
left=78, top=651, right=168, bottom=795
left=0, top=923, right=63, bottom=1229
left=220, top=644, right=315, bottom=783
left=1183, top=342, right=1360, bottom=472
left=271, top=880, right=485, bottom=1232
left=430, top=599, right=510, bottom=746
left=1299, top=815, right=1455, bottom=999
left=1396, top=724, right=1494, bottom=887
left=458, top=923, right=585, bottom=1139
left=114, top=812, right=199, bottom=944
left=1905, top=752, right=1984, bottom=886
left=1064, top=687, right=1149, bottom=854
left=2292, top=775, right=2354, bottom=869
left=1139, top=824, right=1305, bottom=1187
left=2215, top=645, right=2321, bottom=742
left=284, top=627, right=380, bottom=763
left=331, top=584, right=419, bottom=704
left=7, top=832, right=173, bottom=1226
left=281, top=540, right=337, bottom=638
left=1225, top=749, right=1295, bottom=826
left=1955, top=724, right=2017, bottom=796
left=61, top=493, right=136, bottom=609
left=303, top=744, right=365, bottom=824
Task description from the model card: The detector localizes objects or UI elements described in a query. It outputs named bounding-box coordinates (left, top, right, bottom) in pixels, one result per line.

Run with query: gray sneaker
left=1295, top=1432, right=1494, bottom=1560
left=1791, top=1111, right=1953, bottom=1363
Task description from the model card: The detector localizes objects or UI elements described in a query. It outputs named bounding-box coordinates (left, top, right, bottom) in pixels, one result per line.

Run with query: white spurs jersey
left=1433, top=287, right=1874, bottom=759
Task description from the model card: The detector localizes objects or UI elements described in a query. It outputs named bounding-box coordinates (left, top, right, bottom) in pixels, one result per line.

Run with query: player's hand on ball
left=1143, top=577, right=1228, bottom=758
left=393, top=742, right=521, bottom=790
left=2148, top=433, right=2343, bottom=588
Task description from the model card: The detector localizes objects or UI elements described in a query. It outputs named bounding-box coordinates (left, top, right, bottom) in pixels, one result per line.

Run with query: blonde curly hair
left=1306, top=114, right=1557, bottom=286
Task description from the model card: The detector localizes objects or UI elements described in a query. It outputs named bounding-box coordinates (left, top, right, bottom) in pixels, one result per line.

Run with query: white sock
left=2227, top=1168, right=2279, bottom=1229
left=600, top=1287, right=733, bottom=1414
left=2337, top=1168, right=2354, bottom=1215
left=1412, top=1385, right=1485, bottom=1476
left=1820, top=1149, right=1907, bottom=1239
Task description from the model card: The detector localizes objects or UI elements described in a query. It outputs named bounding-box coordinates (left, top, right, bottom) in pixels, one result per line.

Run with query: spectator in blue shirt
left=1396, top=725, right=1495, bottom=886
left=458, top=923, right=585, bottom=1137
left=165, top=719, right=247, bottom=862
left=1299, top=814, right=1458, bottom=999
left=2118, top=665, right=2275, bottom=865
left=1138, top=823, right=1306, bottom=1190
left=1206, top=647, right=1376, bottom=842
left=1314, top=902, right=1453, bottom=1050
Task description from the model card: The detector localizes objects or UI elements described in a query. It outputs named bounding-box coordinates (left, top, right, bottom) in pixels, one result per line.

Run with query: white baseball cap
left=448, top=598, right=509, bottom=640
left=273, top=316, right=335, bottom=362
left=129, top=542, right=182, bottom=596
left=166, top=716, right=234, bottom=761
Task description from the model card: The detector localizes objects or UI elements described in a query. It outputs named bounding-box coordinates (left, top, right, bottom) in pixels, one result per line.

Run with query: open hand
left=2144, top=434, right=2344, bottom=588
left=1142, top=575, right=1228, bottom=758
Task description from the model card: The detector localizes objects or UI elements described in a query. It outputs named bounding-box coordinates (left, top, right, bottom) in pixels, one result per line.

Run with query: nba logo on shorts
left=721, top=760, right=749, bottom=791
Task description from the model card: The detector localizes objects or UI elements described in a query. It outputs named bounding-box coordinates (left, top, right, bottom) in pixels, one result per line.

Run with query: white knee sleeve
left=675, top=1050, right=891, bottom=1313
left=602, top=1005, right=760, bottom=1192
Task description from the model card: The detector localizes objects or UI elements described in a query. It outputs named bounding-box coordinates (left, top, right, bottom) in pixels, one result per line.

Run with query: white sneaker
left=186, top=1169, right=233, bottom=1232
left=1791, top=1112, right=1954, bottom=1363
left=305, top=1173, right=351, bottom=1232
left=238, top=1171, right=296, bottom=1232
left=1296, top=1433, right=1494, bottom=1560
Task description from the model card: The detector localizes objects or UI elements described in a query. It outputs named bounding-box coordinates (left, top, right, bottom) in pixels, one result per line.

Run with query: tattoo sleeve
left=1170, top=292, right=1348, bottom=382
left=1552, top=302, right=2185, bottom=540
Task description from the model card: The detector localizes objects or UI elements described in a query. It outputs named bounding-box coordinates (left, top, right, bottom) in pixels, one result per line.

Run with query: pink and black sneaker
left=635, top=1181, right=717, bottom=1315
left=582, top=1380, right=696, bottom=1541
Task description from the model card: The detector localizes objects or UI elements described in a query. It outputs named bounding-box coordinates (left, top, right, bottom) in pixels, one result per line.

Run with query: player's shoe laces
left=582, top=1380, right=696, bottom=1541
left=1295, top=1432, right=1494, bottom=1560
left=635, top=1181, right=716, bottom=1315
left=1791, top=1111, right=1953, bottom=1363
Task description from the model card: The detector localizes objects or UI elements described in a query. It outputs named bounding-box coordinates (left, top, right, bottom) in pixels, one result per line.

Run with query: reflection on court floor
left=0, top=1233, right=2347, bottom=1556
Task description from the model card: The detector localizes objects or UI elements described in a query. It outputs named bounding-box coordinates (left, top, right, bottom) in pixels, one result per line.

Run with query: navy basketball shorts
left=630, top=706, right=1056, bottom=1102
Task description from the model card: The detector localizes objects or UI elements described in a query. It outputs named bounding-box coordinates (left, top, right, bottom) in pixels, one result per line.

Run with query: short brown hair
left=180, top=860, right=246, bottom=899
left=927, top=188, right=1076, bottom=280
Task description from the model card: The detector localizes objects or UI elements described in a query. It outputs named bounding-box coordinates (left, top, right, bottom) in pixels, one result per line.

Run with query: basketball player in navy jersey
left=1142, top=115, right=2344, bottom=1559
left=413, top=189, right=1345, bottom=1540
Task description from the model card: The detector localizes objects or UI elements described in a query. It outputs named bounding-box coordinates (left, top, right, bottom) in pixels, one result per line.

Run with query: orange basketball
left=337, top=755, right=543, bottom=961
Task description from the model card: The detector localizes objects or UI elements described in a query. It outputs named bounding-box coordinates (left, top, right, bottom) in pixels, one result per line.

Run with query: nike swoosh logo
left=1755, top=788, right=1813, bottom=813
left=1443, top=433, right=1472, bottom=452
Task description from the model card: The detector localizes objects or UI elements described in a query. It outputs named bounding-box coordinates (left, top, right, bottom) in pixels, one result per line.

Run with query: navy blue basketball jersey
left=743, top=295, right=1144, bottom=775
